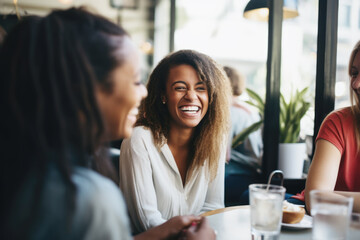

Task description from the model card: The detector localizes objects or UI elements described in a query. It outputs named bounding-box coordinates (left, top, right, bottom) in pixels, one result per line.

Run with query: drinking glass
left=249, top=184, right=286, bottom=240
left=310, top=190, right=353, bottom=240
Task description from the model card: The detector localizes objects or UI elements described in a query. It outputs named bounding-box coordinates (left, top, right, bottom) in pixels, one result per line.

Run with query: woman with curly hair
left=304, top=40, right=360, bottom=213
left=0, top=8, right=216, bottom=240
left=119, top=49, right=232, bottom=233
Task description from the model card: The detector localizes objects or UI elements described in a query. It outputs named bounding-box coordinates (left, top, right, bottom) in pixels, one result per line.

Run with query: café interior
left=1, top=0, right=353, bottom=191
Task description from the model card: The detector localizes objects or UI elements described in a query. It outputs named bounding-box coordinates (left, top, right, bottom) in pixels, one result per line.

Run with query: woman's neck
left=167, top=125, right=195, bottom=186
left=167, top=126, right=194, bottom=148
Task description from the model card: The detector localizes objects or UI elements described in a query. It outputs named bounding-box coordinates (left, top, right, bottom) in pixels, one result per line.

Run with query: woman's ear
left=161, top=96, right=166, bottom=105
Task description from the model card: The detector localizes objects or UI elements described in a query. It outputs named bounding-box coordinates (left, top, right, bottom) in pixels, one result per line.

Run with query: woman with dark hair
left=303, top=40, right=360, bottom=213
left=119, top=50, right=232, bottom=233
left=0, top=8, right=215, bottom=240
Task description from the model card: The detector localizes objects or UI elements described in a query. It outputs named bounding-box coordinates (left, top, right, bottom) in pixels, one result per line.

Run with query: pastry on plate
left=282, top=200, right=305, bottom=224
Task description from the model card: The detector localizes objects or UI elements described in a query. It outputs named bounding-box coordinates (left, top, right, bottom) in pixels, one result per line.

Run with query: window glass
left=176, top=0, right=268, bottom=98
left=339, top=4, right=351, bottom=28
left=335, top=0, right=360, bottom=109
left=280, top=0, right=318, bottom=140
left=154, top=0, right=171, bottom=64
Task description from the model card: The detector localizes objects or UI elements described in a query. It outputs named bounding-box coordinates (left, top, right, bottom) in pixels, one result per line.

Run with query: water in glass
left=312, top=203, right=350, bottom=240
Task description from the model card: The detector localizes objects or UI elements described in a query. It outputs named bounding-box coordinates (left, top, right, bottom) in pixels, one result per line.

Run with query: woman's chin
left=122, top=122, right=136, bottom=138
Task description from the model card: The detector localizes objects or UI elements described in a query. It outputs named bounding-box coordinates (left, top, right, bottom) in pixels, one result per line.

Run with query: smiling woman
left=119, top=49, right=232, bottom=234
left=0, top=7, right=145, bottom=239
left=96, top=36, right=147, bottom=140
left=304, top=40, right=360, bottom=214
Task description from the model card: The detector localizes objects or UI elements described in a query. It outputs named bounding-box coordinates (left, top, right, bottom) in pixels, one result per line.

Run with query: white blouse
left=119, top=126, right=225, bottom=234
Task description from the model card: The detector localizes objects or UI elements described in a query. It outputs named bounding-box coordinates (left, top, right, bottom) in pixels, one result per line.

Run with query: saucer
left=282, top=215, right=312, bottom=230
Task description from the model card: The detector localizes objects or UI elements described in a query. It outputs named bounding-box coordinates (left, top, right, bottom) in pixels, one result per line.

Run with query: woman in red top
left=304, top=40, right=360, bottom=213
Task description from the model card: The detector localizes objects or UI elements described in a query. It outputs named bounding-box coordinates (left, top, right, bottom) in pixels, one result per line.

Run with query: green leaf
left=232, top=120, right=263, bottom=148
left=245, top=100, right=263, bottom=115
left=279, top=87, right=310, bottom=143
left=242, top=87, right=310, bottom=145
left=280, top=94, right=286, bottom=126
left=246, top=88, right=265, bottom=116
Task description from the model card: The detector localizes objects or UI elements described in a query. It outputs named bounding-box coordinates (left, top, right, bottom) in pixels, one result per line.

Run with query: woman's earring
left=162, top=100, right=166, bottom=104
left=162, top=97, right=166, bottom=104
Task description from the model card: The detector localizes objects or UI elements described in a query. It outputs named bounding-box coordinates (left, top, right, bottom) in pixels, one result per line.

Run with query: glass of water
left=249, top=184, right=286, bottom=240
left=310, top=190, right=353, bottom=240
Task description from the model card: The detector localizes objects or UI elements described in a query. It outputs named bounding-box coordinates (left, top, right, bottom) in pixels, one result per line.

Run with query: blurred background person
left=0, top=8, right=215, bottom=240
left=119, top=50, right=231, bottom=234
left=304, top=40, right=360, bottom=213
left=223, top=66, right=263, bottom=206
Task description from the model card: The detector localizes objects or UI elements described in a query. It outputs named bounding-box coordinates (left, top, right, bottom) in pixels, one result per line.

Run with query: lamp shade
left=243, top=0, right=299, bottom=21
left=110, top=0, right=139, bottom=9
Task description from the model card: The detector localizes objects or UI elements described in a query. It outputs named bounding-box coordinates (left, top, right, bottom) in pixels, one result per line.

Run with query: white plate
left=282, top=215, right=312, bottom=230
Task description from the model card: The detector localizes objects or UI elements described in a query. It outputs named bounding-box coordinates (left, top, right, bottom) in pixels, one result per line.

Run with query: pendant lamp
left=243, top=0, right=299, bottom=21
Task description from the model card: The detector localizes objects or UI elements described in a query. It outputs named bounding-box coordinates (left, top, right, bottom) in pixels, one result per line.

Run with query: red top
left=292, top=107, right=360, bottom=201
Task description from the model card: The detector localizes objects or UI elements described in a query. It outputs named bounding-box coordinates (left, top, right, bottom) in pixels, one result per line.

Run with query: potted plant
left=232, top=87, right=310, bottom=178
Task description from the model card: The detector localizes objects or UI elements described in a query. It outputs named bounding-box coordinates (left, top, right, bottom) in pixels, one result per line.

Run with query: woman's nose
left=141, top=84, right=148, bottom=99
left=352, top=75, right=360, bottom=90
left=184, top=90, right=197, bottom=100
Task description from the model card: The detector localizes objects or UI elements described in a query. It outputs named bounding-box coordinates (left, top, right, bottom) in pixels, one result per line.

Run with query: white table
left=205, top=206, right=360, bottom=240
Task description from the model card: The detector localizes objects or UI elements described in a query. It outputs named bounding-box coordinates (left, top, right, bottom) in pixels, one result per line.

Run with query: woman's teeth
left=180, top=106, right=200, bottom=113
left=129, top=108, right=139, bottom=116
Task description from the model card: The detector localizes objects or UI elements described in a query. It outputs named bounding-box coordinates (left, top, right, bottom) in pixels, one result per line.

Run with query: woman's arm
left=335, top=191, right=360, bottom=213
left=304, top=139, right=341, bottom=212
left=119, top=133, right=166, bottom=233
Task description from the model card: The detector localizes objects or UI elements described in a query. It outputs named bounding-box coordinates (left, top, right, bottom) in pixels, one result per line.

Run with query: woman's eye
left=350, top=68, right=358, bottom=78
left=134, top=81, right=142, bottom=86
left=175, top=86, right=186, bottom=90
left=197, top=87, right=206, bottom=91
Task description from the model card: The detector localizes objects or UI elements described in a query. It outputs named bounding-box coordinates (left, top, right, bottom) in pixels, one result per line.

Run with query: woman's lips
left=127, top=108, right=139, bottom=123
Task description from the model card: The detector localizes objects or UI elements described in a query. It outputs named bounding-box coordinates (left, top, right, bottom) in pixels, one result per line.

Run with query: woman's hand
left=160, top=215, right=202, bottom=239
left=180, top=217, right=216, bottom=240
left=135, top=215, right=211, bottom=240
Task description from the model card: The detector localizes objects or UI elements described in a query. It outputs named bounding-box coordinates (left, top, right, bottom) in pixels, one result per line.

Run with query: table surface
left=205, top=205, right=360, bottom=240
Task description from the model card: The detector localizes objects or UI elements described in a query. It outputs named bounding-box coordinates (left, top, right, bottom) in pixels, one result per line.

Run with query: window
left=175, top=0, right=268, bottom=96
left=335, top=0, right=360, bottom=109
left=339, top=4, right=351, bottom=28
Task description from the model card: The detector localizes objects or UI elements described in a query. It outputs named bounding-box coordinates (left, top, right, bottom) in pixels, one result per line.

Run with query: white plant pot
left=278, top=143, right=306, bottom=179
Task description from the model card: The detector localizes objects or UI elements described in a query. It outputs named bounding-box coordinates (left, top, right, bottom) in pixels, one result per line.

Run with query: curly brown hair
left=136, top=49, right=231, bottom=180
left=349, top=40, right=360, bottom=151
